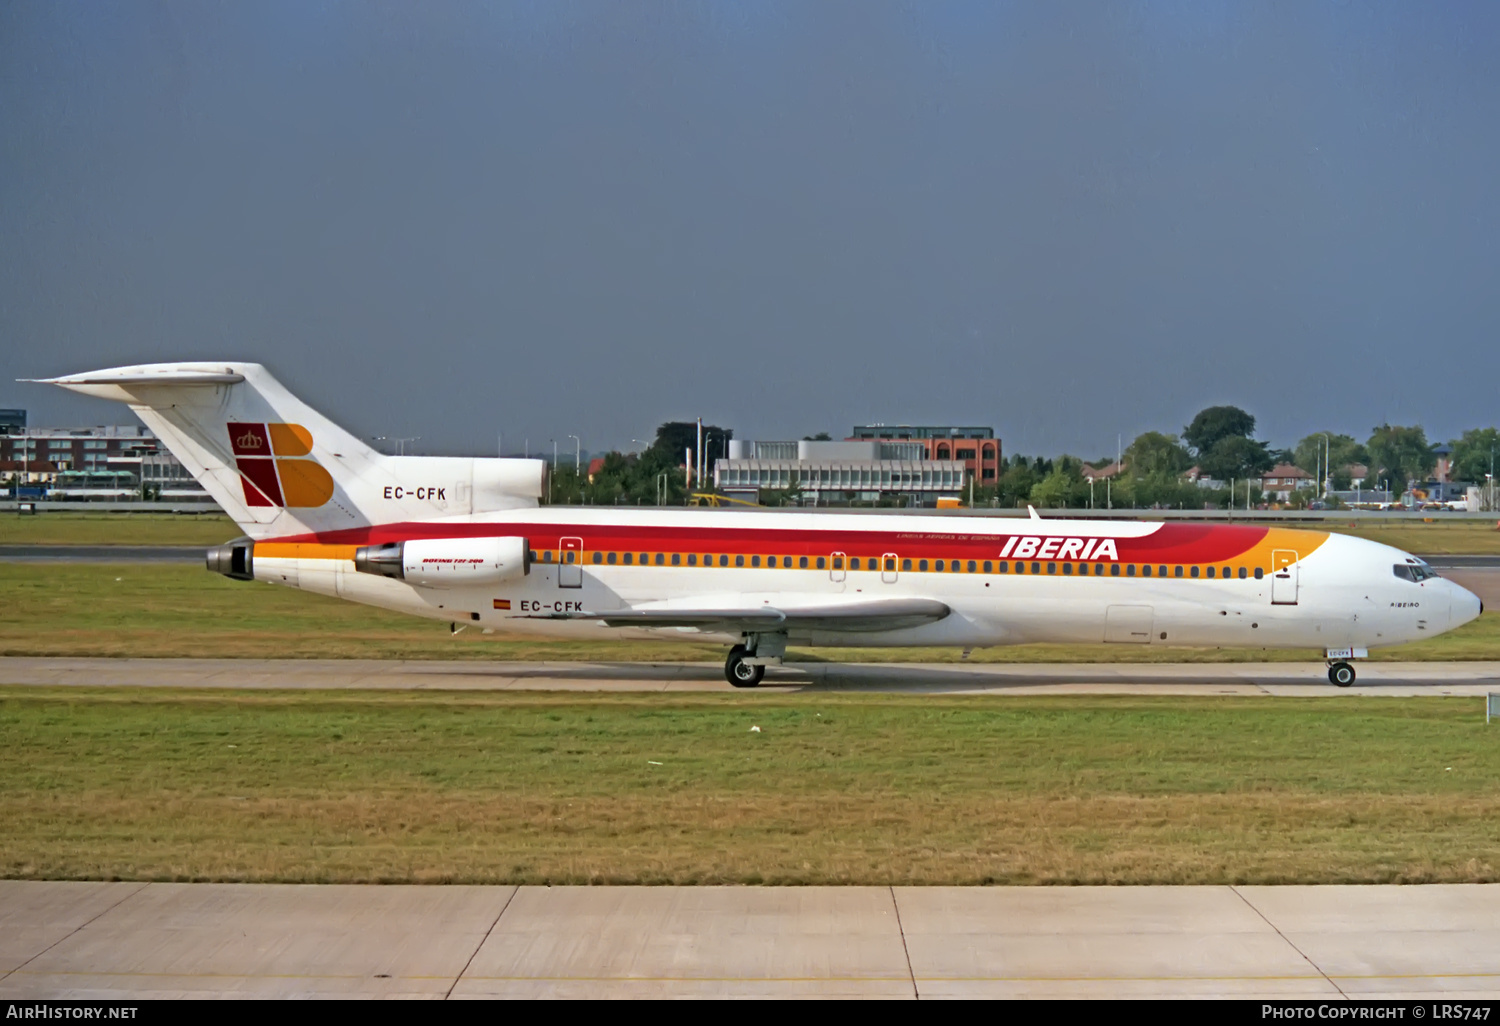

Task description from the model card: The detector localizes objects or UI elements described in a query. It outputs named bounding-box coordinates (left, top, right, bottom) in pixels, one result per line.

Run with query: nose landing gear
left=1327, top=661, right=1356, bottom=687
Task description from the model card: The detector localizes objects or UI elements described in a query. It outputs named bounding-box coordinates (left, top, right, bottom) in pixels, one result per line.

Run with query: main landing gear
left=725, top=645, right=764, bottom=688
left=1328, top=661, right=1356, bottom=687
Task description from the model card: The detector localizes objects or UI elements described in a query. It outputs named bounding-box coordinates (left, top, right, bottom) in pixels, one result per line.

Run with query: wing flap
left=527, top=597, right=950, bottom=633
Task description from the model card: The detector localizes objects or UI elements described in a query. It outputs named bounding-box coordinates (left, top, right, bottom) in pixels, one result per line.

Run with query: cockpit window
left=1393, top=564, right=1438, bottom=582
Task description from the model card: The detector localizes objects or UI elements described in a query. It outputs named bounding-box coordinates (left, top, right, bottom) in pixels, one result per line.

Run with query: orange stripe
left=256, top=542, right=359, bottom=561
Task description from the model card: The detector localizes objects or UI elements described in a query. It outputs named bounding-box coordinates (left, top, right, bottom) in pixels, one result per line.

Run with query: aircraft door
left=559, top=537, right=583, bottom=588
left=1104, top=604, right=1154, bottom=643
left=1271, top=549, right=1298, bottom=605
left=881, top=552, right=899, bottom=584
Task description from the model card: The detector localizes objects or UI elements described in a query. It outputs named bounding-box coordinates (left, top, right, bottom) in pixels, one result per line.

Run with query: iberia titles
left=998, top=536, right=1119, bottom=561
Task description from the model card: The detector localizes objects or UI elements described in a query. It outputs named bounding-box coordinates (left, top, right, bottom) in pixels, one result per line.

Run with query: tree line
left=974, top=408, right=1499, bottom=510
left=533, top=412, right=1500, bottom=509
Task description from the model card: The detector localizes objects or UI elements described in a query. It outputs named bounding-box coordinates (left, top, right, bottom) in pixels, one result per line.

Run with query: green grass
left=2, top=689, right=1496, bottom=884
left=1326, top=519, right=1500, bottom=555
left=0, top=512, right=235, bottom=546
left=1, top=563, right=1496, bottom=662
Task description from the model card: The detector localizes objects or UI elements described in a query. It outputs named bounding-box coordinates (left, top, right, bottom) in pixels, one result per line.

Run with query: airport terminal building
left=2, top=419, right=212, bottom=503
left=714, top=438, right=967, bottom=506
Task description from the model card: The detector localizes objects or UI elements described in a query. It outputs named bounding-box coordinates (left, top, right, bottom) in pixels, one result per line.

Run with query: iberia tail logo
left=227, top=422, right=334, bottom=508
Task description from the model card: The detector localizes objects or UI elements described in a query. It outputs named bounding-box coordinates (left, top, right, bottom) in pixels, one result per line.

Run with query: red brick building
left=847, top=426, right=1002, bottom=485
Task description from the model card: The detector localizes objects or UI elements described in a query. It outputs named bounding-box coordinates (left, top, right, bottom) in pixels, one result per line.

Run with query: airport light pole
left=373, top=436, right=419, bottom=456
left=568, top=435, right=580, bottom=472
left=1321, top=433, right=1330, bottom=501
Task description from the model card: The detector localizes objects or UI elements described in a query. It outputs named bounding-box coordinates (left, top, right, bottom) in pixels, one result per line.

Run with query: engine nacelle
left=206, top=536, right=255, bottom=581
left=353, top=536, right=530, bottom=588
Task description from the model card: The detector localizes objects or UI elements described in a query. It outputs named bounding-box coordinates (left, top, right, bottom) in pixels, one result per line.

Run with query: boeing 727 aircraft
left=34, top=363, right=1483, bottom=687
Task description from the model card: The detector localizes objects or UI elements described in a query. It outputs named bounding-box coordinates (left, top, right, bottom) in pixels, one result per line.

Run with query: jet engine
left=353, top=536, right=530, bottom=588
left=206, top=536, right=255, bottom=581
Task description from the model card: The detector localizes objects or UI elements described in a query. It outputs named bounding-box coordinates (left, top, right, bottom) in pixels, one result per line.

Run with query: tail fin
left=31, top=362, right=544, bottom=539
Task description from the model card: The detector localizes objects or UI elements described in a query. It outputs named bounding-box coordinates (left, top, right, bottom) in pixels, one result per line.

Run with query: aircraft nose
left=1449, top=580, right=1482, bottom=628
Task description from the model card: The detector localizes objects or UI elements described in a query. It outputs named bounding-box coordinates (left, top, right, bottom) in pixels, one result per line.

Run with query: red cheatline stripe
left=265, top=521, right=1277, bottom=564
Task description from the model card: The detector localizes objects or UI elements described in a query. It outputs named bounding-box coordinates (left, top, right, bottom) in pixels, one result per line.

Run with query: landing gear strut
left=1328, top=661, right=1356, bottom=687
left=725, top=644, right=764, bottom=688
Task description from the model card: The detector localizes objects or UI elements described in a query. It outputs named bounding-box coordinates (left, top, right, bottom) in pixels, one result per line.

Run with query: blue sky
left=3, top=1, right=1497, bottom=458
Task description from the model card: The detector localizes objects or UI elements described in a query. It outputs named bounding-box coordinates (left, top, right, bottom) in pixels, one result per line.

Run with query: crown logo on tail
left=227, top=422, right=332, bottom=508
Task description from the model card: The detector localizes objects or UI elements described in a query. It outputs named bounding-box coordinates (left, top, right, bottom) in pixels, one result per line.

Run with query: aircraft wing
left=527, top=597, right=951, bottom=633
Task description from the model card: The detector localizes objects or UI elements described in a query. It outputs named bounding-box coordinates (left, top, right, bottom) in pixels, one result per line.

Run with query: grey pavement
left=2, top=882, right=1498, bottom=999
left=3, top=656, right=1499, bottom=696
left=0, top=545, right=202, bottom=563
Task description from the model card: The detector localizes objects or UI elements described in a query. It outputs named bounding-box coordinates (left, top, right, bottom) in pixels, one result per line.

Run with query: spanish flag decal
left=494, top=599, right=511, bottom=610
left=227, top=423, right=335, bottom=508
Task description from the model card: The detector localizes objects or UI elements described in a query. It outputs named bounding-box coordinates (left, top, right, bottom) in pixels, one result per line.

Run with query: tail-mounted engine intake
left=353, top=536, right=530, bottom=588
left=206, top=537, right=255, bottom=581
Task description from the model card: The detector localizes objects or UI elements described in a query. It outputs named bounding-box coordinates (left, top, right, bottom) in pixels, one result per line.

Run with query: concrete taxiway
left=3, top=656, right=1498, bottom=696
left=2, top=882, right=1498, bottom=999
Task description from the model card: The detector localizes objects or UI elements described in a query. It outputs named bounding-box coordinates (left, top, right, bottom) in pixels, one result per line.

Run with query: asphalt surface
left=3, top=656, right=1498, bottom=695
left=3, top=882, right=1498, bottom=998
left=0, top=544, right=203, bottom=562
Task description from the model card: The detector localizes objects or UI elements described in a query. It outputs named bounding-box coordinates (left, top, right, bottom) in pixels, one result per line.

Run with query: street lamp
left=568, top=435, right=580, bottom=472
left=373, top=435, right=419, bottom=456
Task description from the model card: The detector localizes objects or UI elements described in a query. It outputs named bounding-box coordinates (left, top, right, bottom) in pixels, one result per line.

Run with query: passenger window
left=935, top=560, right=944, bottom=572
left=998, top=561, right=1009, bottom=573
left=817, top=557, right=826, bottom=569
left=766, top=556, right=776, bottom=568
left=655, top=553, right=665, bottom=566
left=1158, top=566, right=1167, bottom=577
left=784, top=556, right=792, bottom=568
left=1190, top=566, right=1199, bottom=578
left=528, top=550, right=537, bottom=562
left=1031, top=562, right=1040, bottom=574
left=851, top=558, right=862, bottom=570
left=1142, top=565, right=1152, bottom=577
left=591, top=552, right=602, bottom=564
left=983, top=561, right=992, bottom=573
left=800, top=556, right=809, bottom=569
left=1094, top=563, right=1104, bottom=575
left=967, top=561, right=976, bottom=572
left=1222, top=566, right=1230, bottom=578
left=623, top=552, right=633, bottom=565
left=543, top=551, right=554, bottom=563
left=888, top=558, right=899, bottom=571
left=1111, top=564, right=1121, bottom=577
left=735, top=555, right=745, bottom=567
left=1046, top=562, right=1056, bottom=574
left=719, top=555, right=729, bottom=567
left=1254, top=567, right=1263, bottom=580
left=831, top=556, right=842, bottom=569
left=1014, top=561, right=1024, bottom=574
left=1238, top=567, right=1247, bottom=579
left=607, top=552, right=617, bottom=565
left=1127, top=565, right=1136, bottom=577
left=751, top=556, right=761, bottom=568
left=1174, top=566, right=1183, bottom=578
left=919, top=560, right=929, bottom=572
left=687, top=554, right=696, bottom=566
left=1063, top=563, right=1073, bottom=576
left=1206, top=566, right=1215, bottom=578
left=672, top=553, right=681, bottom=566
